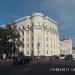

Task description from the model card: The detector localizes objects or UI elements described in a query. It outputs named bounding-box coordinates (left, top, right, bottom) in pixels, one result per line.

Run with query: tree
left=18, top=51, right=24, bottom=56
left=0, top=22, right=20, bottom=59
left=0, top=27, right=5, bottom=58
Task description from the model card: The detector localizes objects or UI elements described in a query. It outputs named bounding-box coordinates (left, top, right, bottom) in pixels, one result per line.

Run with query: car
left=50, top=55, right=59, bottom=60
left=13, top=56, right=32, bottom=64
left=64, top=55, right=73, bottom=60
left=59, top=54, right=65, bottom=60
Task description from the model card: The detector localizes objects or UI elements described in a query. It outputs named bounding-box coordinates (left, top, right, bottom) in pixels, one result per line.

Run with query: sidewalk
left=0, top=59, right=13, bottom=61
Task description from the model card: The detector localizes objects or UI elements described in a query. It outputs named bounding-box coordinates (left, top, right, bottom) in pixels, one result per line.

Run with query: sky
left=0, top=0, right=75, bottom=47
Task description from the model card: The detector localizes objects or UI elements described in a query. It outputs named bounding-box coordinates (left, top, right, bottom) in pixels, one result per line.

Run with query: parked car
left=50, top=55, right=59, bottom=60
left=59, top=54, right=65, bottom=60
left=13, top=56, right=32, bottom=64
left=64, top=55, right=73, bottom=60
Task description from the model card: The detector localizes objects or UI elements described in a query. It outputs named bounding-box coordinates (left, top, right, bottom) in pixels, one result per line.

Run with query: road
left=0, top=60, right=75, bottom=75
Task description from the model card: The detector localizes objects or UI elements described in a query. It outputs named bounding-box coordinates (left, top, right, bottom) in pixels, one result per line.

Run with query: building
left=1, top=13, right=73, bottom=59
left=13, top=13, right=60, bottom=58
left=59, top=38, right=72, bottom=56
left=72, top=47, right=75, bottom=59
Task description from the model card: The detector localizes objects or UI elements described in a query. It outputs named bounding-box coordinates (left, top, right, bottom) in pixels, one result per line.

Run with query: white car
left=59, top=54, right=65, bottom=60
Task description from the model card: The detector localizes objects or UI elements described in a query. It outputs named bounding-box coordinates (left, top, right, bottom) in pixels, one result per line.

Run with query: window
left=51, top=45, right=52, bottom=48
left=22, top=38, right=24, bottom=41
left=54, top=45, right=55, bottom=48
left=46, top=32, right=48, bottom=35
left=45, top=21, right=47, bottom=23
left=27, top=51, right=29, bottom=55
left=27, top=44, right=29, bottom=47
left=28, top=25, right=29, bottom=27
left=28, top=20, right=29, bottom=23
left=50, top=26, right=51, bottom=29
left=38, top=22, right=40, bottom=25
left=31, top=50, right=33, bottom=55
left=43, top=24, right=44, bottom=26
left=63, top=50, right=65, bottom=53
left=46, top=37, right=48, bottom=41
left=32, top=36, right=33, bottom=40
left=27, top=37, right=29, bottom=41
left=32, top=23, right=34, bottom=26
left=23, top=26, right=24, bottom=29
left=51, top=50, right=52, bottom=54
left=60, top=50, right=62, bottom=53
left=22, top=31, right=24, bottom=35
left=19, top=27, right=20, bottom=30
left=32, top=43, right=33, bottom=47
left=46, top=44, right=48, bottom=47
left=47, top=50, right=48, bottom=54
left=55, top=29, right=56, bottom=32
left=53, top=28, right=54, bottom=31
left=32, top=30, right=33, bottom=33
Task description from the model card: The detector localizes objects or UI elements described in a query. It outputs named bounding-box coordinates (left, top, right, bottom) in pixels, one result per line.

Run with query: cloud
left=40, top=0, right=75, bottom=25
left=40, top=0, right=75, bottom=46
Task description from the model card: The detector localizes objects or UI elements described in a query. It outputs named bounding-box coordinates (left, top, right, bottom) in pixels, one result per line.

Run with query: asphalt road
left=0, top=60, right=75, bottom=75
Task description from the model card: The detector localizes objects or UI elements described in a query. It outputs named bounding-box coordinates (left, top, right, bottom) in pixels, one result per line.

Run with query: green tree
left=18, top=51, right=24, bottom=56
left=0, top=22, right=21, bottom=59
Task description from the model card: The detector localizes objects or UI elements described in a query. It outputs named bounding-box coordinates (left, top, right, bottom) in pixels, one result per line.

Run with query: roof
left=15, top=16, right=30, bottom=23
left=14, top=13, right=57, bottom=24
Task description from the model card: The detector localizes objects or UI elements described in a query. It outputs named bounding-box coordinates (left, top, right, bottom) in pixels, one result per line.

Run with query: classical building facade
left=72, top=47, right=75, bottom=59
left=1, top=13, right=73, bottom=58
left=14, top=13, right=60, bottom=57
left=59, top=38, right=72, bottom=55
